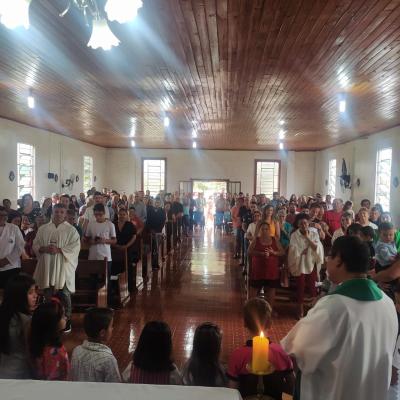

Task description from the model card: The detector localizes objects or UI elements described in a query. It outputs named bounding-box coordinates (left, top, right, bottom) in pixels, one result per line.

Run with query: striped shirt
left=129, top=364, right=182, bottom=385
left=71, top=340, right=121, bottom=383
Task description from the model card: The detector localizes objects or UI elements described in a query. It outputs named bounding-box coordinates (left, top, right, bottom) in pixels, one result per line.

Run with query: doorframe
left=191, top=178, right=229, bottom=193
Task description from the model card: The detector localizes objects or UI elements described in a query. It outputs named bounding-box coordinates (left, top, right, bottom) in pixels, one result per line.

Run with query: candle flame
left=260, top=331, right=264, bottom=338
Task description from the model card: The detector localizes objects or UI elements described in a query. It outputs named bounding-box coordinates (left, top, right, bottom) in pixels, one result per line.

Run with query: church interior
left=0, top=1, right=400, bottom=399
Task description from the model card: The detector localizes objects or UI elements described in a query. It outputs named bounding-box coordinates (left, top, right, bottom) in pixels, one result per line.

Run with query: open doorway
left=192, top=180, right=227, bottom=227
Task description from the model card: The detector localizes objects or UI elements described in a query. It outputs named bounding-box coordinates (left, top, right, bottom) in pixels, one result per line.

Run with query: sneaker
left=63, top=320, right=72, bottom=334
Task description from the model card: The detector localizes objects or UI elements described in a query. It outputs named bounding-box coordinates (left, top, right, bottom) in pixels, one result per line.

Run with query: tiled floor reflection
left=64, top=228, right=297, bottom=371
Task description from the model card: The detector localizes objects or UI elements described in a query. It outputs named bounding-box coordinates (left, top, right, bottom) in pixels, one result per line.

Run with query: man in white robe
left=288, top=213, right=324, bottom=318
left=33, top=204, right=80, bottom=331
left=0, top=206, right=25, bottom=288
left=282, top=236, right=397, bottom=400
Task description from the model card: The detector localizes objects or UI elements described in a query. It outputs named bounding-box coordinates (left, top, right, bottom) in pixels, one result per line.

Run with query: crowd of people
left=0, top=187, right=400, bottom=399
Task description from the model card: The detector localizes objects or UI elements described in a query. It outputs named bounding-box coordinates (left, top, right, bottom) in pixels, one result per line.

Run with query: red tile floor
left=64, top=228, right=297, bottom=371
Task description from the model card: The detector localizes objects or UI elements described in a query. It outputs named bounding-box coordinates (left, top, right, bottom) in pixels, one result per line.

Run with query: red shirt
left=324, top=210, right=342, bottom=234
left=227, top=340, right=292, bottom=380
left=35, top=345, right=70, bottom=381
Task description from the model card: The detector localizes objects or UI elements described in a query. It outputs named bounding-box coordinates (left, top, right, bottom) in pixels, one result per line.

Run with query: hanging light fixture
left=60, top=1, right=120, bottom=50
left=105, top=0, right=143, bottom=24
left=87, top=18, right=120, bottom=50
left=0, top=0, right=32, bottom=29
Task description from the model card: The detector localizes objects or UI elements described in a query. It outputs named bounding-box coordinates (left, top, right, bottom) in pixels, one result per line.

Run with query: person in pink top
left=227, top=298, right=294, bottom=399
left=323, top=198, right=343, bottom=235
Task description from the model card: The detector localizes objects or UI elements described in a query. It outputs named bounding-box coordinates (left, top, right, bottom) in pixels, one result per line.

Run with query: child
left=84, top=204, right=116, bottom=304
left=129, top=321, right=182, bottom=384
left=0, top=274, right=37, bottom=379
left=361, top=225, right=376, bottom=269
left=375, top=223, right=399, bottom=269
left=71, top=307, right=121, bottom=382
left=374, top=222, right=399, bottom=300
left=182, top=322, right=227, bottom=387
left=227, top=298, right=294, bottom=399
left=30, top=299, right=70, bottom=380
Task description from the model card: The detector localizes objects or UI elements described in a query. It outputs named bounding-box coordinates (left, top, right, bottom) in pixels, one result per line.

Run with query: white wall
left=0, top=118, right=106, bottom=204
left=314, top=126, right=400, bottom=225
left=3, top=117, right=398, bottom=225
left=105, top=148, right=316, bottom=197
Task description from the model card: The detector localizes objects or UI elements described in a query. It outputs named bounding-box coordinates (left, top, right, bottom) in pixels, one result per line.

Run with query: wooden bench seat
left=73, top=258, right=108, bottom=309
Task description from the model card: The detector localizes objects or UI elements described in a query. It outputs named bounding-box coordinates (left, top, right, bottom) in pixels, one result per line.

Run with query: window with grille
left=375, top=148, right=392, bottom=212
left=143, top=159, right=166, bottom=196
left=255, top=161, right=280, bottom=197
left=83, top=156, right=93, bottom=193
left=328, top=159, right=337, bottom=197
left=17, top=143, right=35, bottom=198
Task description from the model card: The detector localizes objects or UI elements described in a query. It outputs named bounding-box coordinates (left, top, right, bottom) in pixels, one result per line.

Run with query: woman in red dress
left=248, top=222, right=284, bottom=313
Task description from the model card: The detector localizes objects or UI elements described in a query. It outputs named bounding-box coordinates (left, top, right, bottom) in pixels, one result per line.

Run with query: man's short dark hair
left=93, top=203, right=105, bottom=213
left=84, top=308, right=114, bottom=339
left=294, top=213, right=310, bottom=225
left=379, top=222, right=394, bottom=232
left=347, top=223, right=363, bottom=236
left=53, top=203, right=66, bottom=210
left=93, top=191, right=102, bottom=197
left=60, top=193, right=70, bottom=199
left=361, top=225, right=375, bottom=239
left=331, top=236, right=370, bottom=273
left=361, top=199, right=371, bottom=205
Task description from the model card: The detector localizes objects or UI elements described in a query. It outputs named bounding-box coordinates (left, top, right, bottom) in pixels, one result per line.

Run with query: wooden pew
left=150, top=232, right=165, bottom=268
left=111, top=246, right=130, bottom=306
left=21, top=258, right=37, bottom=276
left=72, top=258, right=108, bottom=309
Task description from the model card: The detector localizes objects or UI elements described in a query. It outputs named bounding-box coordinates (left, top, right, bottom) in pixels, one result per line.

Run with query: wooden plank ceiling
left=0, top=0, right=400, bottom=150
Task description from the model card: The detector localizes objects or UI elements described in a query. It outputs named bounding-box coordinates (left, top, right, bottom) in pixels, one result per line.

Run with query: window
left=375, top=148, right=392, bottom=212
left=328, top=159, right=337, bottom=197
left=255, top=160, right=280, bottom=196
left=142, top=158, right=166, bottom=196
left=17, top=143, right=35, bottom=198
left=83, top=156, right=93, bottom=193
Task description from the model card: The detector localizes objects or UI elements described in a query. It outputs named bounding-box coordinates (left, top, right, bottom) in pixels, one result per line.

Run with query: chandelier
left=0, top=0, right=143, bottom=50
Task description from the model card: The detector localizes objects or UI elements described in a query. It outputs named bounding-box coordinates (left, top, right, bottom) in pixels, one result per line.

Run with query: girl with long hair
left=183, top=322, right=227, bottom=387
left=0, top=274, right=37, bottom=378
left=129, top=321, right=182, bottom=385
left=30, top=299, right=70, bottom=380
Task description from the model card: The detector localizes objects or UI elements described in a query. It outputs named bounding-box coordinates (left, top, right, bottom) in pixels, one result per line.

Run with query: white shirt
left=288, top=229, right=324, bottom=276
left=86, top=220, right=116, bottom=261
left=246, top=222, right=257, bottom=240
left=0, top=223, right=25, bottom=272
left=83, top=206, right=110, bottom=223
left=281, top=292, right=397, bottom=400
